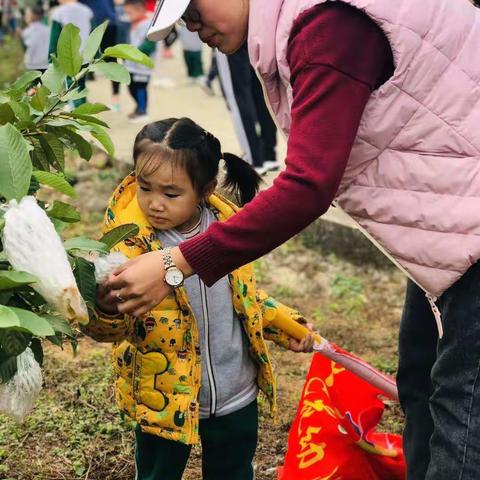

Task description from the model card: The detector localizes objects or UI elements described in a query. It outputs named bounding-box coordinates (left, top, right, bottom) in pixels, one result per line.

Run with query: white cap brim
left=147, top=0, right=191, bottom=42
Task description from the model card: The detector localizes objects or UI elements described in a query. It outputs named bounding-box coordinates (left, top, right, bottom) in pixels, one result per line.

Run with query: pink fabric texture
left=248, top=0, right=480, bottom=297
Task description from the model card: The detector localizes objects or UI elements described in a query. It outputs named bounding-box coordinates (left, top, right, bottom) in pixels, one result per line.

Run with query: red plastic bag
left=278, top=352, right=405, bottom=480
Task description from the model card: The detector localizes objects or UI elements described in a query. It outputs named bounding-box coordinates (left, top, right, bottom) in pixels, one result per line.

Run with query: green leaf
left=0, top=352, right=18, bottom=383
left=91, top=125, right=114, bottom=157
left=0, top=271, right=38, bottom=291
left=73, top=257, right=97, bottom=305
left=57, top=23, right=83, bottom=76
left=0, top=305, right=55, bottom=336
left=89, top=62, right=131, bottom=84
left=104, top=44, right=154, bottom=68
left=30, top=85, right=50, bottom=112
left=0, top=124, right=33, bottom=201
left=41, top=315, right=75, bottom=338
left=0, top=103, right=15, bottom=125
left=47, top=200, right=81, bottom=223
left=0, top=329, right=31, bottom=356
left=30, top=137, right=50, bottom=171
left=8, top=101, right=30, bottom=122
left=83, top=21, right=109, bottom=62
left=41, top=59, right=67, bottom=94
left=11, top=70, right=42, bottom=91
left=64, top=237, right=109, bottom=254
left=30, top=337, right=44, bottom=366
left=33, top=170, right=76, bottom=197
left=100, top=224, right=140, bottom=250
left=72, top=103, right=110, bottom=115
left=59, top=128, right=92, bottom=161
left=68, top=112, right=109, bottom=128
left=39, top=134, right=65, bottom=171
left=46, top=117, right=82, bottom=128
left=62, top=88, right=88, bottom=102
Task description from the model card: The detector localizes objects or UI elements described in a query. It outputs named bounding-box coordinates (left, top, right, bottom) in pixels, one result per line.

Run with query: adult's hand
left=104, top=247, right=194, bottom=317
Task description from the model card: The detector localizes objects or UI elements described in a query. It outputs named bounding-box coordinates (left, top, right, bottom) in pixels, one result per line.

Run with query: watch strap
left=162, top=247, right=175, bottom=270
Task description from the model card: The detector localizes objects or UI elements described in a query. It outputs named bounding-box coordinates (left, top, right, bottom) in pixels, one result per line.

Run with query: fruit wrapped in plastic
left=2, top=196, right=89, bottom=325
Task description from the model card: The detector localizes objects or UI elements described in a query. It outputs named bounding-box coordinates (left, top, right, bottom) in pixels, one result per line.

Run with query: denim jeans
left=398, top=263, right=480, bottom=479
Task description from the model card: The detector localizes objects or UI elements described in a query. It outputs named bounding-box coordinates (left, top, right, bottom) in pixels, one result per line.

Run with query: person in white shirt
left=21, top=6, right=50, bottom=72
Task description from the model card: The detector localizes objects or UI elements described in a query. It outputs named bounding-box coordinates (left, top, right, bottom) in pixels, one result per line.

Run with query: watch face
left=165, top=268, right=184, bottom=287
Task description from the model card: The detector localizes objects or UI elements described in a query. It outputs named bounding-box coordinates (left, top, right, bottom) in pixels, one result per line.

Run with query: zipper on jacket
left=199, top=279, right=217, bottom=416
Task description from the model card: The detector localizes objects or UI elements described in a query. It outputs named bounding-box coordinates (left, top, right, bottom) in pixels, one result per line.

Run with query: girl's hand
left=289, top=323, right=315, bottom=353
left=103, top=248, right=193, bottom=317
left=96, top=283, right=122, bottom=316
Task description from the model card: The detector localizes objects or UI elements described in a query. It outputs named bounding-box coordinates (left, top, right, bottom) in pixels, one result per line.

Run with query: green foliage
left=47, top=201, right=81, bottom=223
left=64, top=237, right=109, bottom=254
left=33, top=170, right=77, bottom=197
left=0, top=271, right=38, bottom=290
left=104, top=44, right=154, bottom=68
left=90, top=62, right=131, bottom=84
left=83, top=21, right=109, bottom=63
left=0, top=124, right=33, bottom=200
left=0, top=306, right=55, bottom=336
left=73, top=258, right=97, bottom=307
left=100, top=224, right=139, bottom=250
left=0, top=23, right=145, bottom=392
left=57, top=24, right=83, bottom=77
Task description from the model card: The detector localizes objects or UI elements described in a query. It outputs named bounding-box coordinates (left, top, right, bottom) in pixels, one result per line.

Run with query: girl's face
left=185, top=0, right=249, bottom=54
left=137, top=161, right=205, bottom=232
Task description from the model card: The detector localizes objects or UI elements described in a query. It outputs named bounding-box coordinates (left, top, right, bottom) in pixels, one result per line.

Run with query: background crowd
left=0, top=0, right=280, bottom=175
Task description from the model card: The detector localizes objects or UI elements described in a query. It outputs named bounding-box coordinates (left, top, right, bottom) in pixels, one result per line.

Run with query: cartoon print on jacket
left=84, top=174, right=306, bottom=445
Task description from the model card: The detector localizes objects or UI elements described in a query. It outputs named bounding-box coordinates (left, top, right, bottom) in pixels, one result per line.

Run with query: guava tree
left=0, top=22, right=145, bottom=405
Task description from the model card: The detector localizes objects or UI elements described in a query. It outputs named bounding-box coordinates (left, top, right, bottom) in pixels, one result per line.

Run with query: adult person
left=216, top=43, right=279, bottom=175
left=106, top=1, right=480, bottom=479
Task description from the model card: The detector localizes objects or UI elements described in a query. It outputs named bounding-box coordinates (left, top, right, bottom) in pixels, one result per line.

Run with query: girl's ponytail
left=222, top=153, right=262, bottom=206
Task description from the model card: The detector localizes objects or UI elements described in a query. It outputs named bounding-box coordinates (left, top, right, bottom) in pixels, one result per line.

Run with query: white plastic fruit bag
left=0, top=348, right=43, bottom=422
left=94, top=251, right=129, bottom=284
left=2, top=196, right=89, bottom=324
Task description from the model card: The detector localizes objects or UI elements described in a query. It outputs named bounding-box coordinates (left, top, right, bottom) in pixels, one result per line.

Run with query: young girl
left=85, top=117, right=313, bottom=480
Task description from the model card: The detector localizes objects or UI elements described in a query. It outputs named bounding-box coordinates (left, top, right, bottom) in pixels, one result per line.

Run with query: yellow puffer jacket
left=85, top=174, right=305, bottom=445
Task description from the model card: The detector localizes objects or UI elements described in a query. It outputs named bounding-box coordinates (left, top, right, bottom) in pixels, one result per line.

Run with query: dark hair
left=30, top=6, right=44, bottom=19
left=133, top=118, right=261, bottom=205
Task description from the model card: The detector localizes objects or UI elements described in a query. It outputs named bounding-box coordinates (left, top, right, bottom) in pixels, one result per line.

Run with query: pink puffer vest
left=248, top=0, right=480, bottom=302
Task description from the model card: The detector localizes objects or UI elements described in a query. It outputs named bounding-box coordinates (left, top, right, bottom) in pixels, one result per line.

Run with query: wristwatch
left=162, top=247, right=184, bottom=288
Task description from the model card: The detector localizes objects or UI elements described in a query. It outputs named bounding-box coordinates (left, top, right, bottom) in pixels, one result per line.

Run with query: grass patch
left=0, top=342, right=136, bottom=479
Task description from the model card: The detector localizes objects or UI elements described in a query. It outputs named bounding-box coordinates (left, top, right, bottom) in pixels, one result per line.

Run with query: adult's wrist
left=170, top=246, right=194, bottom=278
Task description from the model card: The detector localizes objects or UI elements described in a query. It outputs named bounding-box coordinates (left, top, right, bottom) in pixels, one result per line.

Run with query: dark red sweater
left=180, top=2, right=394, bottom=286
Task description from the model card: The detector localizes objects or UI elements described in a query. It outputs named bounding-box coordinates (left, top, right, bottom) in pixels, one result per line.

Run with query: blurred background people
left=21, top=5, right=49, bottom=72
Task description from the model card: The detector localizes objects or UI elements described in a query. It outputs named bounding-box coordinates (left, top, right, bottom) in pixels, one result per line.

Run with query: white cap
left=147, top=0, right=191, bottom=42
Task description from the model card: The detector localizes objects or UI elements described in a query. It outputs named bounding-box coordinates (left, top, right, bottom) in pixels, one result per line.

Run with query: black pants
left=226, top=44, right=277, bottom=167
left=398, top=263, right=480, bottom=479
left=135, top=400, right=258, bottom=480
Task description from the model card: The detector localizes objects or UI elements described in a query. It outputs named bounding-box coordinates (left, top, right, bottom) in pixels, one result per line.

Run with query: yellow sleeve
left=256, top=289, right=307, bottom=350
left=83, top=201, right=141, bottom=343
left=82, top=309, right=134, bottom=343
